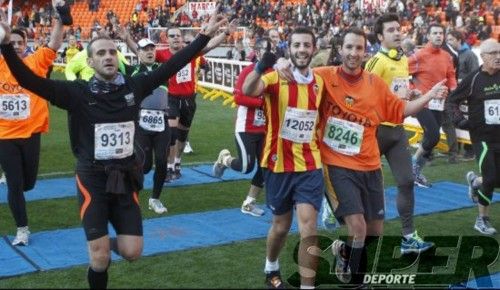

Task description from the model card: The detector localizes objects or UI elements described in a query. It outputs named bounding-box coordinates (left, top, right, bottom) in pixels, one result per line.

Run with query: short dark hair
left=11, top=29, right=27, bottom=42
left=427, top=23, right=444, bottom=34
left=339, top=27, right=366, bottom=48
left=447, top=30, right=463, bottom=42
left=374, top=13, right=400, bottom=37
left=287, top=27, right=316, bottom=48
left=87, top=35, right=113, bottom=57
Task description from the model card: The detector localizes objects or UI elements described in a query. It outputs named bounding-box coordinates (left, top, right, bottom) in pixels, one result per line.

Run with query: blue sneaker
left=401, top=231, right=434, bottom=255
left=321, top=199, right=339, bottom=231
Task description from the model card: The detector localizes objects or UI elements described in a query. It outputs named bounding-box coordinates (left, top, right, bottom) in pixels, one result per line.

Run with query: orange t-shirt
left=315, top=66, right=406, bottom=171
left=0, top=47, right=56, bottom=139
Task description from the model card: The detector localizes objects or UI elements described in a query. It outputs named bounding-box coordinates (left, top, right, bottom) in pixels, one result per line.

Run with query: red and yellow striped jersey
left=260, top=71, right=324, bottom=173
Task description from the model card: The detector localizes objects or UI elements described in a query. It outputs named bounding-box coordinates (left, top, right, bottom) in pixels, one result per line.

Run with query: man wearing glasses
left=446, top=38, right=500, bottom=236
left=156, top=23, right=235, bottom=181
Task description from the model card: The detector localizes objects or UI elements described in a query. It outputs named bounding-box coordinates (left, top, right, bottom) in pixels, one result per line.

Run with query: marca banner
left=187, top=2, right=216, bottom=18
left=360, top=0, right=388, bottom=10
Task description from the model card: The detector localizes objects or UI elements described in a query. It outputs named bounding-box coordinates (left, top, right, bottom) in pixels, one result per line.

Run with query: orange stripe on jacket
left=76, top=175, right=91, bottom=220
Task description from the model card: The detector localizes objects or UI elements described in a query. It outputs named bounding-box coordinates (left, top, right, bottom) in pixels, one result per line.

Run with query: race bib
left=280, top=107, right=317, bottom=143
left=253, top=109, right=266, bottom=127
left=139, top=109, right=165, bottom=132
left=0, top=94, right=30, bottom=120
left=176, top=64, right=192, bottom=83
left=94, top=121, right=135, bottom=160
left=323, top=117, right=364, bottom=156
left=390, top=77, right=409, bottom=99
left=428, top=98, right=445, bottom=111
left=484, top=99, right=500, bottom=125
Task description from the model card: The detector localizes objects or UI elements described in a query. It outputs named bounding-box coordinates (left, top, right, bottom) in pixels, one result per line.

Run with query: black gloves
left=255, top=41, right=276, bottom=74
left=56, top=2, right=73, bottom=26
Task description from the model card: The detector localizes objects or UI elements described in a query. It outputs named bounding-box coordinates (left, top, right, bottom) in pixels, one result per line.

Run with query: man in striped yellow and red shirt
left=242, top=27, right=324, bottom=289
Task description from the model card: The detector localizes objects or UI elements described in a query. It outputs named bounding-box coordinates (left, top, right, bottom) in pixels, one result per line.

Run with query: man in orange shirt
left=0, top=4, right=65, bottom=246
left=315, top=28, right=447, bottom=286
left=408, top=24, right=457, bottom=187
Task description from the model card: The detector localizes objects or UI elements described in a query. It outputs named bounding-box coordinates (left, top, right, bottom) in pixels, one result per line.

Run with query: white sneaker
left=474, top=216, right=497, bottom=235
left=183, top=141, right=193, bottom=154
left=212, top=149, right=231, bottom=178
left=241, top=201, right=265, bottom=216
left=0, top=173, right=6, bottom=184
left=331, top=239, right=351, bottom=283
left=12, top=226, right=30, bottom=246
left=148, top=198, right=168, bottom=214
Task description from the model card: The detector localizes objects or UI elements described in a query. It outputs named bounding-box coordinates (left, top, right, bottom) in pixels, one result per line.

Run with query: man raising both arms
left=0, top=9, right=226, bottom=288
left=156, top=20, right=236, bottom=181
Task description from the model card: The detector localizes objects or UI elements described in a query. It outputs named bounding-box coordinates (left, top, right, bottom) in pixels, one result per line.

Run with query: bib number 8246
left=327, top=124, right=360, bottom=146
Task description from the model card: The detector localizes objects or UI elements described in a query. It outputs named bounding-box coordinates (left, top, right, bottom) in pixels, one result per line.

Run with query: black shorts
left=324, top=165, right=385, bottom=224
left=167, top=94, right=197, bottom=128
left=76, top=165, right=143, bottom=241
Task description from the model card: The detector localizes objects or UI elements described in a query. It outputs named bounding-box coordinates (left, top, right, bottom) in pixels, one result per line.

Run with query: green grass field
left=0, top=75, right=498, bottom=288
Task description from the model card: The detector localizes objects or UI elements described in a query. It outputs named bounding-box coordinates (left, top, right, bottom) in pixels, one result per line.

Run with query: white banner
left=198, top=57, right=252, bottom=93
left=187, top=2, right=216, bottom=19
left=360, top=0, right=388, bottom=10
left=7, top=0, right=12, bottom=25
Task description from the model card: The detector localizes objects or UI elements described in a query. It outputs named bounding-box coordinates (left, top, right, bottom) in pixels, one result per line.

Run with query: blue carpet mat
left=0, top=164, right=252, bottom=204
left=451, top=272, right=500, bottom=289
left=0, top=181, right=498, bottom=286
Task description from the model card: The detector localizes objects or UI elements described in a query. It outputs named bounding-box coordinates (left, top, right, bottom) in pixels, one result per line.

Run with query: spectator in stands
left=310, top=37, right=330, bottom=68
left=61, top=34, right=83, bottom=63
left=446, top=29, right=480, bottom=161
left=401, top=37, right=417, bottom=56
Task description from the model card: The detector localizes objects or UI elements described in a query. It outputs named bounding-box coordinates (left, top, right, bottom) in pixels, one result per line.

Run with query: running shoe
left=241, top=201, right=265, bottom=216
left=265, top=270, right=285, bottom=289
left=164, top=168, right=174, bottom=184
left=183, top=141, right=193, bottom=154
left=12, top=226, right=30, bottom=246
left=212, top=149, right=231, bottom=178
left=321, top=199, right=339, bottom=231
left=400, top=231, right=434, bottom=255
left=413, top=163, right=432, bottom=188
left=466, top=171, right=479, bottom=203
left=331, top=239, right=351, bottom=283
left=474, top=216, right=497, bottom=235
left=148, top=198, right=168, bottom=214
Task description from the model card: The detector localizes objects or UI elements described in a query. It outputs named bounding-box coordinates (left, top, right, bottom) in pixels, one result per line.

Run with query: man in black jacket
left=446, top=38, right=500, bottom=236
left=0, top=9, right=226, bottom=289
